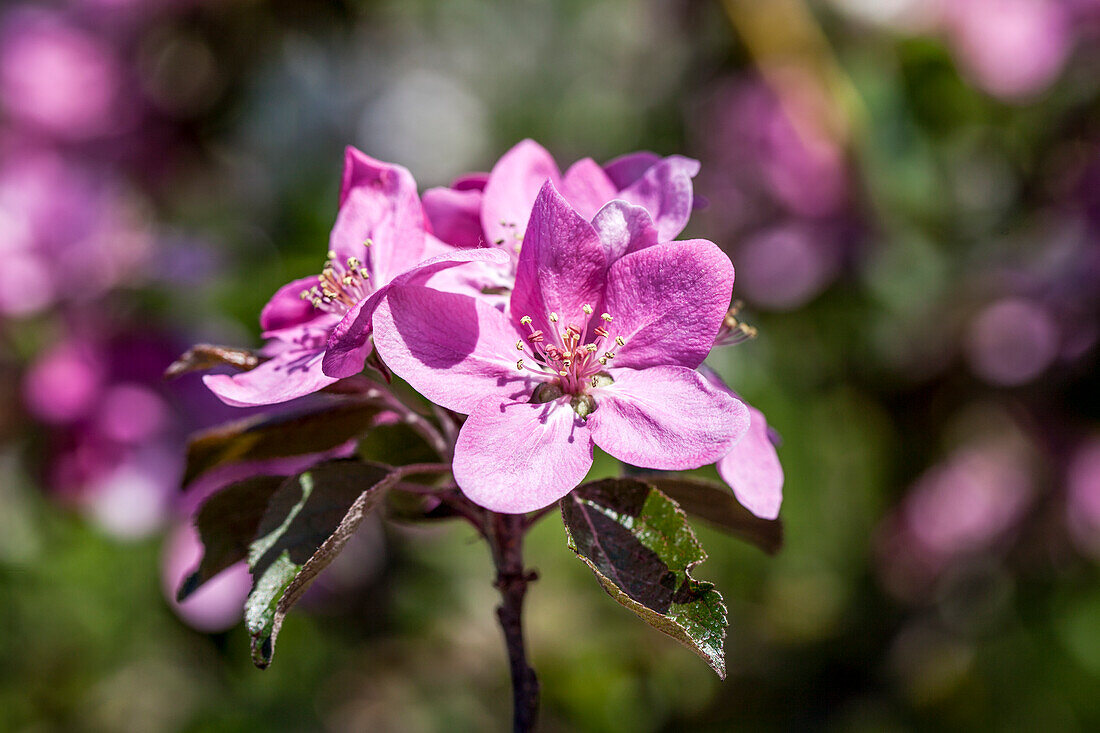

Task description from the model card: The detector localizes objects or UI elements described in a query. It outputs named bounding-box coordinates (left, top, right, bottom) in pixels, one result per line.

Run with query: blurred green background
left=3, top=0, right=1100, bottom=730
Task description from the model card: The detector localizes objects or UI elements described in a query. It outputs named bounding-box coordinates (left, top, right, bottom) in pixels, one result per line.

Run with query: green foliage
left=561, top=478, right=728, bottom=678
left=243, top=459, right=400, bottom=668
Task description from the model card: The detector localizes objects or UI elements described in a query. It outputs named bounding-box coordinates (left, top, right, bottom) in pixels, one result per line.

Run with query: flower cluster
left=202, top=140, right=783, bottom=518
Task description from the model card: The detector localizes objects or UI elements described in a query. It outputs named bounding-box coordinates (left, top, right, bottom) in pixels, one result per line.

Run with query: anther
left=520, top=315, right=532, bottom=325
left=549, top=312, right=559, bottom=322
left=601, top=313, right=613, bottom=322
left=615, top=336, right=625, bottom=346
left=582, top=304, right=593, bottom=314
left=516, top=359, right=525, bottom=370
left=364, top=238, right=373, bottom=247
left=516, top=340, right=525, bottom=350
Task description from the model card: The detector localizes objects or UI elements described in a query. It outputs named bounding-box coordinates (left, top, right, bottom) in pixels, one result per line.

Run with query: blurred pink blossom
left=965, top=297, right=1060, bottom=386
left=162, top=522, right=252, bottom=633
left=944, top=0, right=1072, bottom=100
left=0, top=7, right=129, bottom=139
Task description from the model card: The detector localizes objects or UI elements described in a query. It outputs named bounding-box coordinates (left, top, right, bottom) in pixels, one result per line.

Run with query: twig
left=488, top=512, right=540, bottom=732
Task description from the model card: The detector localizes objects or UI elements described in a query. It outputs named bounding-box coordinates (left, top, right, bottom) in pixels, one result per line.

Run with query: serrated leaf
left=164, top=344, right=261, bottom=379
left=245, top=459, right=399, bottom=668
left=641, top=475, right=783, bottom=554
left=183, top=399, right=383, bottom=486
left=561, top=478, right=729, bottom=678
left=177, top=474, right=287, bottom=602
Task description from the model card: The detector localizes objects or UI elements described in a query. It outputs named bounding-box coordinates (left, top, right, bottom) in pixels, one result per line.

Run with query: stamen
left=601, top=313, right=613, bottom=322
left=520, top=315, right=532, bottom=325
left=582, top=304, right=593, bottom=314
left=549, top=312, right=559, bottom=323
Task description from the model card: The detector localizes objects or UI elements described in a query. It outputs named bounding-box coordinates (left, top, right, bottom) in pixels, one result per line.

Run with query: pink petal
left=717, top=403, right=784, bottom=520
left=617, top=155, right=700, bottom=241
left=323, top=247, right=510, bottom=379
left=510, top=181, right=607, bottom=336
left=590, top=200, right=660, bottom=263
left=481, top=139, right=561, bottom=249
left=454, top=395, right=593, bottom=513
left=561, top=157, right=619, bottom=220
left=602, top=151, right=661, bottom=189
left=259, top=276, right=323, bottom=332
left=372, top=284, right=534, bottom=413
left=452, top=172, right=489, bottom=191
left=423, top=186, right=484, bottom=248
left=603, top=240, right=733, bottom=370
left=203, top=340, right=338, bottom=407
left=588, top=366, right=748, bottom=470
left=330, top=152, right=426, bottom=283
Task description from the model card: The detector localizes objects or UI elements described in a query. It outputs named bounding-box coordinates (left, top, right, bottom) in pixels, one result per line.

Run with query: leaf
left=384, top=488, right=462, bottom=523
left=245, top=459, right=399, bottom=668
left=640, top=475, right=783, bottom=555
left=177, top=474, right=287, bottom=602
left=183, top=399, right=383, bottom=486
left=356, top=421, right=437, bottom=468
left=561, top=478, right=729, bottom=678
left=164, top=344, right=261, bottom=379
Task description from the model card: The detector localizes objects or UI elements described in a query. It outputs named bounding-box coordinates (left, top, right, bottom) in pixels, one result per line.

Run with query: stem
left=488, top=512, right=540, bottom=732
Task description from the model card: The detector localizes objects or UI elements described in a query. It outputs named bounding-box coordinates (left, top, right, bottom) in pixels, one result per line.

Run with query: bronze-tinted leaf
left=183, top=399, right=382, bottom=486
left=177, top=474, right=287, bottom=602
left=244, top=459, right=399, bottom=668
left=641, top=475, right=783, bottom=554
left=164, top=344, right=261, bottom=379
left=561, top=478, right=729, bottom=678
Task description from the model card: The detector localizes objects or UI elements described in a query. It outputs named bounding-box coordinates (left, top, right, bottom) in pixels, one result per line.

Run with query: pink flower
left=0, top=8, right=128, bottom=140
left=373, top=181, right=749, bottom=513
left=203, top=148, right=506, bottom=406
left=421, top=139, right=701, bottom=253
left=703, top=368, right=784, bottom=520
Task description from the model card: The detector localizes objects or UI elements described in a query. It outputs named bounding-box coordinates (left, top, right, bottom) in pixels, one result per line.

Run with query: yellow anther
left=343, top=276, right=355, bottom=286
left=363, top=238, right=373, bottom=247
left=520, top=315, right=532, bottom=325
left=516, top=340, right=525, bottom=350
left=598, top=357, right=607, bottom=365
left=601, top=313, right=613, bottom=322
left=326, top=250, right=337, bottom=260
left=582, top=304, right=593, bottom=314
left=615, top=336, right=625, bottom=346
left=549, top=312, right=559, bottom=322
left=558, top=370, right=568, bottom=377
left=516, top=359, right=525, bottom=370
left=585, top=344, right=597, bottom=352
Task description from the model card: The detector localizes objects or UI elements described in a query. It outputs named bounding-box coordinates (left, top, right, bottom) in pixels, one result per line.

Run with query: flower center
left=299, top=246, right=372, bottom=316
left=514, top=304, right=626, bottom=396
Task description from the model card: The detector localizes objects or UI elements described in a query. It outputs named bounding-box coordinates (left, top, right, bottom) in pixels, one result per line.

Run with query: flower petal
left=371, top=284, right=533, bottom=412
left=561, top=157, right=619, bottom=220
left=603, top=240, right=733, bottom=369
left=454, top=395, right=593, bottom=513
left=423, top=186, right=484, bottom=248
left=323, top=248, right=511, bottom=379
left=259, top=276, right=324, bottom=332
left=203, top=343, right=337, bottom=407
left=510, top=180, right=607, bottom=336
left=617, top=155, right=700, bottom=241
left=602, top=151, right=661, bottom=189
left=481, top=139, right=561, bottom=249
left=718, top=404, right=784, bottom=520
left=330, top=150, right=426, bottom=283
left=588, top=366, right=747, bottom=470
left=590, top=200, right=660, bottom=263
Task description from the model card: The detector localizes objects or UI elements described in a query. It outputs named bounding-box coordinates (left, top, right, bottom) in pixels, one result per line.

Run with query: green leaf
left=177, top=474, right=287, bottom=602
left=164, top=343, right=261, bottom=379
left=640, top=475, right=783, bottom=555
left=245, top=459, right=399, bottom=668
left=561, top=478, right=729, bottom=678
left=183, top=399, right=383, bottom=486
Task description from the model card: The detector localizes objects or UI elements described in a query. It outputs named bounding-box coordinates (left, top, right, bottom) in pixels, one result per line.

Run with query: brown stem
left=488, top=512, right=540, bottom=732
